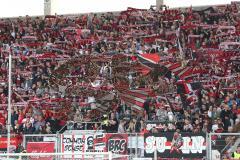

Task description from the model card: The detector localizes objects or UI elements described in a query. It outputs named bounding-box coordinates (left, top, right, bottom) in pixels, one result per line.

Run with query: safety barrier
left=20, top=131, right=209, bottom=159
left=0, top=152, right=116, bottom=160
left=206, top=132, right=240, bottom=160
left=0, top=131, right=211, bottom=159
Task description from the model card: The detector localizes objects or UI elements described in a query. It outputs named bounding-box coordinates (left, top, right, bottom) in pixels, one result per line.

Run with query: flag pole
left=7, top=52, right=12, bottom=156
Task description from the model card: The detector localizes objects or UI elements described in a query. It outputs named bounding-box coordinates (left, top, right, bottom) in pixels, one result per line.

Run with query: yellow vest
left=234, top=152, right=240, bottom=159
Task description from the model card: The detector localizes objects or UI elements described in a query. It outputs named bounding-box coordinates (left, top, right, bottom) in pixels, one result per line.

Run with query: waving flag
left=138, top=53, right=205, bottom=79
left=137, top=53, right=160, bottom=69
left=118, top=89, right=154, bottom=113
left=176, top=80, right=202, bottom=107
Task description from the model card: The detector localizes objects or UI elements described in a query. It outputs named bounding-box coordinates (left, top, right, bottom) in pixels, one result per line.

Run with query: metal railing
left=57, top=121, right=103, bottom=133
left=22, top=134, right=58, bottom=151
left=22, top=132, right=143, bottom=159
left=0, top=152, right=114, bottom=160
left=21, top=131, right=209, bottom=159
left=0, top=130, right=229, bottom=160
left=207, top=132, right=240, bottom=160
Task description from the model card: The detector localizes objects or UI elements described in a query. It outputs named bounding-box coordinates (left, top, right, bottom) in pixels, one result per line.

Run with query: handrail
left=57, top=121, right=103, bottom=133
left=0, top=152, right=112, bottom=156
left=209, top=133, right=240, bottom=136
left=56, top=123, right=68, bottom=134
left=221, top=140, right=234, bottom=154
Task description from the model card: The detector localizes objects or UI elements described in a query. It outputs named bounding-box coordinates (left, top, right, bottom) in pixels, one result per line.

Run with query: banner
left=144, top=132, right=206, bottom=158
left=61, top=133, right=133, bottom=158
left=0, top=137, right=21, bottom=151
left=26, top=142, right=55, bottom=160
left=146, top=121, right=167, bottom=131
left=61, top=133, right=105, bottom=159
left=105, top=134, right=128, bottom=155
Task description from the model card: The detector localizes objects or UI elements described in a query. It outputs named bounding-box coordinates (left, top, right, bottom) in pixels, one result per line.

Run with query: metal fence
left=22, top=133, right=143, bottom=159
left=23, top=134, right=59, bottom=152
left=21, top=132, right=210, bottom=160
left=1, top=131, right=216, bottom=159
left=207, top=132, right=240, bottom=160
left=0, top=152, right=115, bottom=160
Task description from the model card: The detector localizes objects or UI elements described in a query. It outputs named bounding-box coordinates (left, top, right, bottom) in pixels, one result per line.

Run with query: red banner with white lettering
left=0, top=137, right=21, bottom=150
left=26, top=142, right=55, bottom=160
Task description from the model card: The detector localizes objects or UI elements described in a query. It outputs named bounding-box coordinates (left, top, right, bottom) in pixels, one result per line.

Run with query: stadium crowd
left=0, top=2, right=240, bottom=141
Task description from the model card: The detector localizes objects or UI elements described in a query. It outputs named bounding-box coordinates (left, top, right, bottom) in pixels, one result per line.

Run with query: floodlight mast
left=7, top=52, right=12, bottom=157
left=44, top=0, right=57, bottom=15
left=156, top=0, right=164, bottom=10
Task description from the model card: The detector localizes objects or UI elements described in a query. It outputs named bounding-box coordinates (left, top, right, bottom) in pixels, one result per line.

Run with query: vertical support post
left=7, top=53, right=12, bottom=157
left=44, top=0, right=56, bottom=15
left=135, top=133, right=138, bottom=158
left=154, top=147, right=157, bottom=160
left=22, top=135, right=26, bottom=149
left=44, top=0, right=51, bottom=15
left=154, top=142, right=157, bottom=160
left=129, top=133, right=132, bottom=157
left=108, top=151, right=113, bottom=160
left=206, top=132, right=209, bottom=160
left=56, top=134, right=59, bottom=160
left=156, top=0, right=164, bottom=11
left=209, top=132, right=212, bottom=160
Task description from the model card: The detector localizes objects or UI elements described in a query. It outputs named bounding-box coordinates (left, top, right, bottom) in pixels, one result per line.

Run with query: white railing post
left=56, top=133, right=60, bottom=160
left=135, top=133, right=138, bottom=158
left=209, top=132, right=212, bottom=160
left=22, top=134, right=26, bottom=149
left=154, top=144, right=157, bottom=160
left=129, top=133, right=132, bottom=156
left=108, top=152, right=113, bottom=160
left=206, top=132, right=209, bottom=160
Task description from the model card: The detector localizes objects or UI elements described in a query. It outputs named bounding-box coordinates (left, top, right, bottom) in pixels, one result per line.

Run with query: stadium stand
left=0, top=1, right=240, bottom=159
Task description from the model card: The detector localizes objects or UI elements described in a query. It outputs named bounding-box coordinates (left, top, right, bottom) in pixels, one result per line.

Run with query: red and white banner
left=26, top=142, right=55, bottom=160
left=0, top=137, right=21, bottom=150
left=61, top=133, right=105, bottom=159
left=105, top=134, right=128, bottom=155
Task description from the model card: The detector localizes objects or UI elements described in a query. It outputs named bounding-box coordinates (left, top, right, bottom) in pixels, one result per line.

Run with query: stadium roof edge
left=168, top=2, right=233, bottom=9
left=0, top=1, right=235, bottom=19
left=0, top=11, right=121, bottom=19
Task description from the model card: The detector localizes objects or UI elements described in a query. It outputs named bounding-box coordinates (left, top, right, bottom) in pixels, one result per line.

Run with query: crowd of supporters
left=0, top=2, right=240, bottom=142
